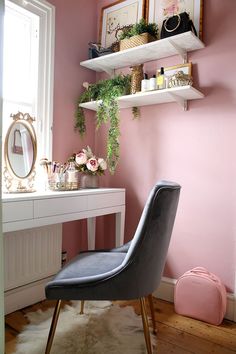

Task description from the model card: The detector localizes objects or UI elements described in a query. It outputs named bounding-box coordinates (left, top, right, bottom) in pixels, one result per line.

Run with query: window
left=3, top=0, right=55, bottom=160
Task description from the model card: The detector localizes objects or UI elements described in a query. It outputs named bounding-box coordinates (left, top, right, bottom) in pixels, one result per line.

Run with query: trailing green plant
left=75, top=74, right=136, bottom=173
left=118, top=18, right=158, bottom=40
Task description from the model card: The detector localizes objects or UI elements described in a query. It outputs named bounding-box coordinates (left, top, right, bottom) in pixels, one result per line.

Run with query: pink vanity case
left=174, top=267, right=227, bottom=325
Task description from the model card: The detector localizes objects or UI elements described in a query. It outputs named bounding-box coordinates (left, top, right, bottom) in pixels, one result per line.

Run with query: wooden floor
left=5, top=298, right=236, bottom=353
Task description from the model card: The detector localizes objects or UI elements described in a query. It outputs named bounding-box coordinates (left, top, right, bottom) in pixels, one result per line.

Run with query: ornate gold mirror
left=3, top=112, right=37, bottom=193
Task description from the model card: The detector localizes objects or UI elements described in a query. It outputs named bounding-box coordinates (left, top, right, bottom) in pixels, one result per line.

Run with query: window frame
left=6, top=0, right=55, bottom=160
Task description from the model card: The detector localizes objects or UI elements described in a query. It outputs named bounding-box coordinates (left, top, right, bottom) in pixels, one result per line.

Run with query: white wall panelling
left=4, top=224, right=62, bottom=291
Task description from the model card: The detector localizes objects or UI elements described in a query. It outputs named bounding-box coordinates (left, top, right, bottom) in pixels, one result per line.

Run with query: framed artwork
left=163, top=62, right=192, bottom=79
left=148, top=0, right=203, bottom=39
left=100, top=0, right=146, bottom=48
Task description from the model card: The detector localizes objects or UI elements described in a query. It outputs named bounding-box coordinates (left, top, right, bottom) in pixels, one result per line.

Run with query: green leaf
left=118, top=18, right=158, bottom=40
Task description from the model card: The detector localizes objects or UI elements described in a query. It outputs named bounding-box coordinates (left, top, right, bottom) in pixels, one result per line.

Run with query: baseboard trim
left=5, top=275, right=236, bottom=321
left=4, top=276, right=53, bottom=315
left=153, top=276, right=235, bottom=322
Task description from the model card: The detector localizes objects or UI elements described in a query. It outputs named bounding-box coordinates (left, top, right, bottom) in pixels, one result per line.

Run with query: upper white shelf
left=80, top=32, right=204, bottom=74
left=79, top=85, right=204, bottom=111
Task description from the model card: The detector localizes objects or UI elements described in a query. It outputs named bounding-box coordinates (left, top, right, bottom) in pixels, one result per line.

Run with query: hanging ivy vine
left=75, top=74, right=139, bottom=174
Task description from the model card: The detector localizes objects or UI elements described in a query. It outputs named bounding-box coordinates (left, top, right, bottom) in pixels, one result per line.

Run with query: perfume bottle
left=65, top=161, right=79, bottom=190
left=157, top=67, right=166, bottom=90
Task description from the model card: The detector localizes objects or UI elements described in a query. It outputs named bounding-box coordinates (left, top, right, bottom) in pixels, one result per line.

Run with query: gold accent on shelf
left=130, top=64, right=144, bottom=94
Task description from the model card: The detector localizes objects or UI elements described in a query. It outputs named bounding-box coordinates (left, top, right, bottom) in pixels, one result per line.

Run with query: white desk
left=2, top=188, right=126, bottom=249
left=2, top=188, right=125, bottom=313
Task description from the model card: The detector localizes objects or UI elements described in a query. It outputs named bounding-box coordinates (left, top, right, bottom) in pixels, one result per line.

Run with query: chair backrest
left=123, top=180, right=181, bottom=297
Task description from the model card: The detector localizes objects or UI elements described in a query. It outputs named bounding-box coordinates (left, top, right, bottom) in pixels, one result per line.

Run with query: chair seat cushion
left=46, top=251, right=126, bottom=295
left=57, top=251, right=126, bottom=280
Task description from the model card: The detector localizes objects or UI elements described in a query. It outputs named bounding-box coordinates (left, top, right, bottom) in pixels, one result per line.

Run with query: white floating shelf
left=79, top=86, right=204, bottom=111
left=80, top=32, right=204, bottom=74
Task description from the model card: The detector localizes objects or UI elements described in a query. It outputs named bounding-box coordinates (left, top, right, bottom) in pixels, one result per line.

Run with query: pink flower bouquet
left=74, top=146, right=107, bottom=175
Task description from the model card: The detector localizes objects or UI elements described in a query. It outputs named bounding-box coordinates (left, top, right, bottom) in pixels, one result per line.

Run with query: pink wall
left=50, top=0, right=97, bottom=160
left=95, top=0, right=236, bottom=292
left=51, top=0, right=236, bottom=292
left=49, top=0, right=97, bottom=256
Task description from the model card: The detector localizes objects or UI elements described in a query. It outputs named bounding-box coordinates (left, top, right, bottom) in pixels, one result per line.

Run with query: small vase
left=130, top=64, right=143, bottom=94
left=80, top=173, right=99, bottom=188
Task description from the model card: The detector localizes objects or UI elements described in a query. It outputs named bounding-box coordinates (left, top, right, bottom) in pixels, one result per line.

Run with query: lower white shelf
left=79, top=85, right=204, bottom=111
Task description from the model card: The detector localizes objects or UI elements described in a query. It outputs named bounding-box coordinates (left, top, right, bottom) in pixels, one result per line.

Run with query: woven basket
left=120, top=33, right=156, bottom=51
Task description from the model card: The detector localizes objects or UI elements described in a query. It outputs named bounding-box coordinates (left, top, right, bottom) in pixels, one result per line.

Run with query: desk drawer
left=87, top=191, right=125, bottom=210
left=2, top=201, right=34, bottom=223
left=34, top=195, right=88, bottom=218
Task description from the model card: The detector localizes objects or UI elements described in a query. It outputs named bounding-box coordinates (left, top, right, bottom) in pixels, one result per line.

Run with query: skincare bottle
left=65, top=161, right=79, bottom=190
left=141, top=73, right=149, bottom=92
left=149, top=75, right=157, bottom=90
left=157, top=67, right=165, bottom=90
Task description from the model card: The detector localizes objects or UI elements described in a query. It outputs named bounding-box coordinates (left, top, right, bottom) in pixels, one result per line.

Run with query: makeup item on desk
left=39, top=164, right=48, bottom=186
left=141, top=73, right=149, bottom=92
left=52, top=161, right=60, bottom=173
left=157, top=67, right=166, bottom=90
left=47, top=161, right=53, bottom=176
left=41, top=159, right=79, bottom=191
left=39, top=158, right=50, bottom=191
left=55, top=162, right=60, bottom=173
left=52, top=161, right=56, bottom=173
left=59, top=164, right=66, bottom=185
left=39, top=158, right=48, bottom=172
left=49, top=172, right=65, bottom=190
left=65, top=161, right=79, bottom=190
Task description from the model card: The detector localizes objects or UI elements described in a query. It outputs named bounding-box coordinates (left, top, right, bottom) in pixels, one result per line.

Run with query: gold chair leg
left=45, top=300, right=62, bottom=354
left=80, top=300, right=85, bottom=314
left=140, top=297, right=153, bottom=354
left=146, top=294, right=157, bottom=334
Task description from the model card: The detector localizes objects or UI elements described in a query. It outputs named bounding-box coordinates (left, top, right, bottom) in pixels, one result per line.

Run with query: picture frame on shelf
left=148, top=0, right=203, bottom=39
left=163, top=62, right=192, bottom=87
left=164, top=62, right=192, bottom=77
left=99, top=0, right=146, bottom=48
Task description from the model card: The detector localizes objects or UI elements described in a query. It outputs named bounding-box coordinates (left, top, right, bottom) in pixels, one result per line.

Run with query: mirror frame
left=3, top=112, right=37, bottom=193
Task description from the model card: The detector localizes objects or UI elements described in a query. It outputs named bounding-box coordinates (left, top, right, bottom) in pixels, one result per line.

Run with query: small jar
left=141, top=73, right=149, bottom=92
left=65, top=162, right=79, bottom=190
left=149, top=75, right=157, bottom=90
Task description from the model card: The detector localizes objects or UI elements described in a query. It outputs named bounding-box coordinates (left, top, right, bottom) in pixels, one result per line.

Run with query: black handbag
left=88, top=42, right=113, bottom=59
left=160, top=12, right=197, bottom=39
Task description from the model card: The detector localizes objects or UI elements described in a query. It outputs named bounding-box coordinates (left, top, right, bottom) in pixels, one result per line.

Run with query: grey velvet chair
left=45, top=180, right=181, bottom=354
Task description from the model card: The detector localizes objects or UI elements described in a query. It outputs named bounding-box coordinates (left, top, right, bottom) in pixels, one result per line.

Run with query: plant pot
left=80, top=173, right=99, bottom=188
left=120, top=33, right=156, bottom=51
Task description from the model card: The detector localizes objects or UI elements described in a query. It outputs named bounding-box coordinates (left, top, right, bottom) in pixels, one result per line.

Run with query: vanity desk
left=2, top=188, right=125, bottom=313
left=2, top=188, right=126, bottom=247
